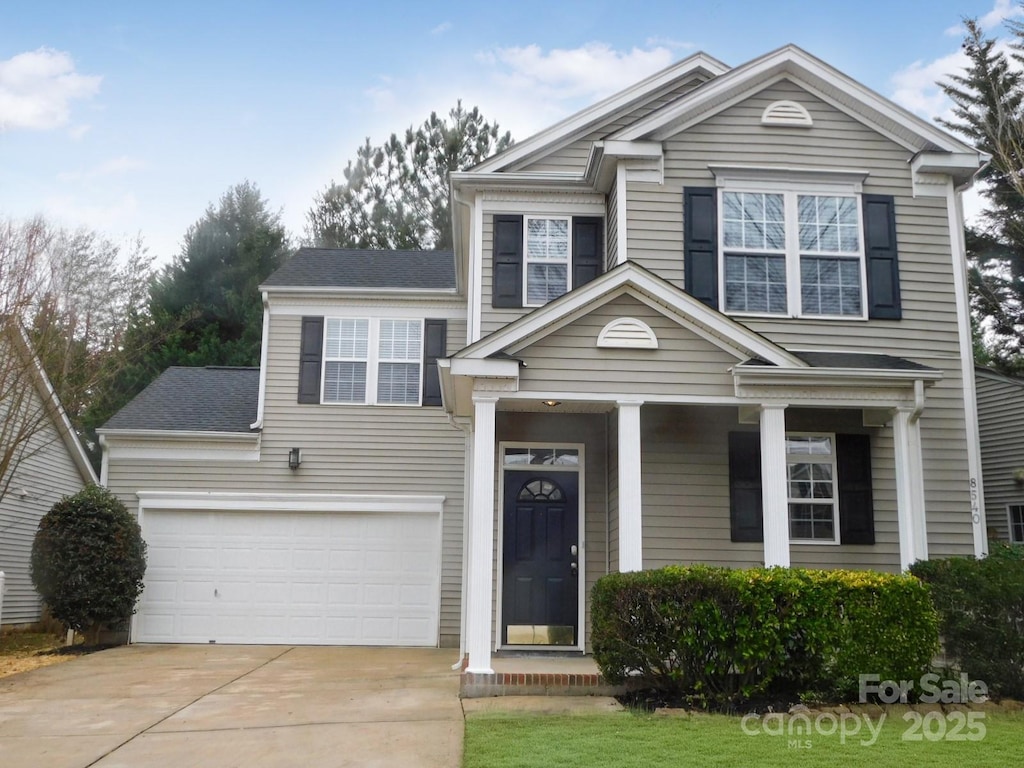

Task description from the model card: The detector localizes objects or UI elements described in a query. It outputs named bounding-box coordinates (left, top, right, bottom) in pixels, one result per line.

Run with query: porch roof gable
left=453, top=261, right=805, bottom=368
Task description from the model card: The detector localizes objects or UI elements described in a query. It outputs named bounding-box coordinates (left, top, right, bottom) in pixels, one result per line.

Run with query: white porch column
left=760, top=404, right=790, bottom=568
left=617, top=399, right=644, bottom=572
left=894, top=408, right=928, bottom=570
left=466, top=395, right=497, bottom=674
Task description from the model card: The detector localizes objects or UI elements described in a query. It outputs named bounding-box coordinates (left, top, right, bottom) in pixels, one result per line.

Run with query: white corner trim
left=597, top=317, right=658, bottom=349
left=946, top=182, right=988, bottom=558
left=251, top=293, right=270, bottom=430
left=615, top=162, right=628, bottom=265
left=135, top=491, right=446, bottom=514
left=761, top=99, right=813, bottom=126
left=99, top=435, right=109, bottom=486
left=472, top=191, right=484, bottom=343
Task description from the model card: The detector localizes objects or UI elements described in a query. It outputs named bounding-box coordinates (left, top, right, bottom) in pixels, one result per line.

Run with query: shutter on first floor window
left=492, top=215, right=523, bottom=308
left=572, top=216, right=603, bottom=289
left=728, top=431, right=876, bottom=545
left=729, top=431, right=764, bottom=542
left=836, top=433, right=875, bottom=544
left=421, top=318, right=447, bottom=406
left=683, top=187, right=719, bottom=309
left=297, top=316, right=324, bottom=404
left=863, top=194, right=902, bottom=320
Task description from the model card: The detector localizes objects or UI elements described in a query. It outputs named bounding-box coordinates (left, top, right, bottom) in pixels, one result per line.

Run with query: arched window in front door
left=517, top=478, right=565, bottom=503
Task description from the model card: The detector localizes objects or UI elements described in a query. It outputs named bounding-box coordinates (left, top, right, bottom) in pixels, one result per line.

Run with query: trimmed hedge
left=910, top=543, right=1024, bottom=699
left=591, top=565, right=938, bottom=705
left=31, top=485, right=147, bottom=642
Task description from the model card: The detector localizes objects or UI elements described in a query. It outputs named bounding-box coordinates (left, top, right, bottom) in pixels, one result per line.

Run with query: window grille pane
left=722, top=192, right=785, bottom=250
left=379, top=319, right=422, bottom=360
left=800, top=257, right=862, bottom=316
left=527, top=218, right=569, bottom=260
left=323, top=361, right=366, bottom=403
left=377, top=362, right=420, bottom=404
left=723, top=254, right=787, bottom=313
left=527, top=263, right=568, bottom=304
left=325, top=318, right=368, bottom=359
left=798, top=195, right=859, bottom=253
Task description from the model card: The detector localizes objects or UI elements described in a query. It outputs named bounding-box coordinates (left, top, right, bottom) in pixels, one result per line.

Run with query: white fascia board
left=456, top=263, right=803, bottom=368
left=136, top=491, right=445, bottom=515
left=612, top=44, right=976, bottom=155
left=733, top=365, right=943, bottom=388
left=450, top=171, right=594, bottom=194
left=97, top=428, right=260, bottom=443
left=470, top=52, right=729, bottom=174
left=912, top=151, right=988, bottom=188
left=585, top=140, right=665, bottom=191
left=269, top=303, right=467, bottom=319
left=260, top=284, right=460, bottom=299
left=448, top=357, right=520, bottom=379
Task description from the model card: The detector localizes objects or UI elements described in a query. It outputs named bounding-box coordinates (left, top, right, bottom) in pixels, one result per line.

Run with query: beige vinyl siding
left=606, top=180, right=619, bottom=270
left=509, top=76, right=707, bottom=174
left=0, top=396, right=88, bottom=625
left=976, top=370, right=1024, bottom=542
left=494, top=412, right=608, bottom=650
left=512, top=294, right=739, bottom=398
left=616, top=78, right=974, bottom=555
left=640, top=405, right=902, bottom=572
left=105, top=310, right=469, bottom=647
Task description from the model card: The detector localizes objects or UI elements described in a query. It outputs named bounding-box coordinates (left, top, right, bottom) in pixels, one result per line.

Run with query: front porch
left=439, top=265, right=960, bottom=678
left=461, top=653, right=623, bottom=698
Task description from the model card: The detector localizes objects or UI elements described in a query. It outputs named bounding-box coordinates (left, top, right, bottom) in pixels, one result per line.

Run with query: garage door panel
left=135, top=509, right=440, bottom=646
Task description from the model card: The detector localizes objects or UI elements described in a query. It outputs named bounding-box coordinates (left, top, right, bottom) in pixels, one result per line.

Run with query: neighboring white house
left=100, top=45, right=986, bottom=685
left=0, top=332, right=97, bottom=626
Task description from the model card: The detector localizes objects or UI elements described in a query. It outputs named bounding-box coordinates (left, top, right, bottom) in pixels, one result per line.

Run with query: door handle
left=570, top=561, right=578, bottom=576
left=570, top=544, right=578, bottom=557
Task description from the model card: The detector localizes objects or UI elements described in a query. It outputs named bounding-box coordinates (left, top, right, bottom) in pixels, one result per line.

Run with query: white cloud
left=0, top=48, right=101, bottom=131
left=56, top=155, right=147, bottom=183
left=980, top=0, right=1024, bottom=30
left=365, top=85, right=397, bottom=113
left=42, top=193, right=139, bottom=233
left=645, top=36, right=695, bottom=52
left=480, top=42, right=675, bottom=103
left=430, top=21, right=452, bottom=36
left=889, top=49, right=970, bottom=120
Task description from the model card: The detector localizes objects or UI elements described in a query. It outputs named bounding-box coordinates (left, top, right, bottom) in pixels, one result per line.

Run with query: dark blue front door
left=501, top=471, right=579, bottom=646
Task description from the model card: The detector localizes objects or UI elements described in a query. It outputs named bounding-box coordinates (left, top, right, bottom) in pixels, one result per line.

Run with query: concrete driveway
left=0, top=645, right=463, bottom=768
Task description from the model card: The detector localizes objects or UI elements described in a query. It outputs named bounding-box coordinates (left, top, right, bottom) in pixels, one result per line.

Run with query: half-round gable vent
left=761, top=100, right=813, bottom=127
left=597, top=318, right=658, bottom=349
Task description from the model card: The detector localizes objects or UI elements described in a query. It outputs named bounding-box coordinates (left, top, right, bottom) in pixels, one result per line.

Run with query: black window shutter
left=572, top=216, right=603, bottom=289
left=729, top=431, right=764, bottom=542
left=837, top=433, right=875, bottom=545
left=421, top=319, right=447, bottom=406
left=863, top=194, right=902, bottom=320
left=492, top=215, right=523, bottom=308
left=298, top=316, right=324, bottom=404
left=684, top=187, right=719, bottom=309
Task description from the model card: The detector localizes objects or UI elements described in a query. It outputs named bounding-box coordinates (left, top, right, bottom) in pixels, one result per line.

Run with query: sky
left=0, top=0, right=1019, bottom=265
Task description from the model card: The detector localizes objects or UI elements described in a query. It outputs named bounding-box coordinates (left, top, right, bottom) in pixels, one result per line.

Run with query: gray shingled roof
left=742, top=352, right=935, bottom=371
left=102, top=367, right=260, bottom=433
left=261, top=248, right=456, bottom=291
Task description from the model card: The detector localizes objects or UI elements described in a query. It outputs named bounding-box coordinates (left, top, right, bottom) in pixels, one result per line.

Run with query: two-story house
left=100, top=45, right=987, bottom=679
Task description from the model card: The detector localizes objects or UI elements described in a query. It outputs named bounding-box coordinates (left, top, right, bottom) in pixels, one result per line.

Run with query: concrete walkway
left=0, top=645, right=463, bottom=768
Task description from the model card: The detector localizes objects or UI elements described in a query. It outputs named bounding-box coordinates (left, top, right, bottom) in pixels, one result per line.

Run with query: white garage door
left=135, top=509, right=440, bottom=645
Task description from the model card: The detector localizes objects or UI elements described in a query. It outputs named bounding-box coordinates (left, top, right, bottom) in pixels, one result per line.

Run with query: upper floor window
left=323, top=318, right=423, bottom=405
left=491, top=215, right=603, bottom=310
left=721, top=190, right=865, bottom=319
left=525, top=217, right=570, bottom=306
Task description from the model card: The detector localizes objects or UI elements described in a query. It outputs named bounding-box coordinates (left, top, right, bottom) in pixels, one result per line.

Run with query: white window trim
left=523, top=215, right=572, bottom=308
left=1008, top=504, right=1024, bottom=544
left=716, top=180, right=868, bottom=321
left=321, top=317, right=424, bottom=406
left=786, top=431, right=840, bottom=545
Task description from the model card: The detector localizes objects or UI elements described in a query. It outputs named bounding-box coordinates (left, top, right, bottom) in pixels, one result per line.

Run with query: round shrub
left=30, top=485, right=147, bottom=641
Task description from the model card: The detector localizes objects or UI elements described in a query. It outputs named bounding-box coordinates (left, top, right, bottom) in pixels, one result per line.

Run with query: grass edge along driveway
left=463, top=708, right=1024, bottom=768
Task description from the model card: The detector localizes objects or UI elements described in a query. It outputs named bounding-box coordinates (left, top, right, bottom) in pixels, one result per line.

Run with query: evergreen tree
left=308, top=102, right=513, bottom=250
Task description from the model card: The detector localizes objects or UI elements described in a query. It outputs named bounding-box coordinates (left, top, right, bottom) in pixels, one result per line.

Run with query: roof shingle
left=261, top=248, right=456, bottom=291
left=102, top=367, right=259, bottom=433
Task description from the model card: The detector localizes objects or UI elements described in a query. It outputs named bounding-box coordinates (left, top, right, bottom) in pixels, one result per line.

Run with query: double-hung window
left=720, top=184, right=866, bottom=319
left=525, top=216, right=570, bottom=306
left=786, top=434, right=839, bottom=543
left=322, top=318, right=423, bottom=405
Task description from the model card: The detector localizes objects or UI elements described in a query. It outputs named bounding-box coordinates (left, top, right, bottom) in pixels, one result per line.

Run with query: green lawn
left=463, top=709, right=1024, bottom=768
